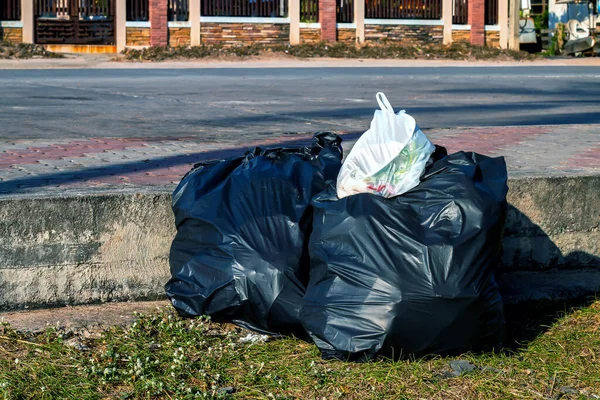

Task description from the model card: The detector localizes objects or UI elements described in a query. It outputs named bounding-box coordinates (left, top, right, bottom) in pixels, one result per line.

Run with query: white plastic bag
left=336, top=92, right=435, bottom=199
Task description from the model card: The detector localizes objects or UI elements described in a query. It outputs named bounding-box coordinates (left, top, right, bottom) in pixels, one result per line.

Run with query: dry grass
left=0, top=42, right=63, bottom=59
left=120, top=42, right=538, bottom=62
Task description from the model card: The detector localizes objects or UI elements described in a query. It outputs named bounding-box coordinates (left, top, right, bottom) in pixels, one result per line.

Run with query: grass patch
left=121, top=42, right=538, bottom=62
left=1, top=299, right=599, bottom=399
left=0, top=42, right=64, bottom=59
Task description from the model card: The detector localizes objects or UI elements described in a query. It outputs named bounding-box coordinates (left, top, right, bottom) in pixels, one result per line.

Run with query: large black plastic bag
left=301, top=151, right=508, bottom=361
left=166, top=133, right=343, bottom=337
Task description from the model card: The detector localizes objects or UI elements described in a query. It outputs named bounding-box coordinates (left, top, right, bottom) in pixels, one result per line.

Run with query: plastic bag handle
left=376, top=92, right=394, bottom=114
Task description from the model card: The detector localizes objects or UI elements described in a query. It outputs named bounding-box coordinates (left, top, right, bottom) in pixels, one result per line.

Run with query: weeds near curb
left=121, top=42, right=539, bottom=62
left=0, top=42, right=64, bottom=59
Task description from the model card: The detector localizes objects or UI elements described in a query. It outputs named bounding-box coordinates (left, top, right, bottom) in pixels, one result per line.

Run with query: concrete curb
left=1, top=174, right=599, bottom=311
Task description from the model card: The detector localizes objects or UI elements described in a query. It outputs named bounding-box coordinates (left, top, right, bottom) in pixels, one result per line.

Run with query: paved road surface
left=1, top=66, right=599, bottom=140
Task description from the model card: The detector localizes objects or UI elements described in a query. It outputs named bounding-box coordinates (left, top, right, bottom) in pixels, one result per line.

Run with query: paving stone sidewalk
left=1, top=124, right=598, bottom=196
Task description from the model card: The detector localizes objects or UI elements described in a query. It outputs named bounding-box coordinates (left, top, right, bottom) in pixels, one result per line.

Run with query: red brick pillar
left=468, top=0, right=485, bottom=46
left=319, top=0, right=337, bottom=42
left=150, top=0, right=168, bottom=46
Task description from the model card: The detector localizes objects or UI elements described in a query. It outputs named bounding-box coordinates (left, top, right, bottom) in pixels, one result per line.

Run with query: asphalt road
left=1, top=66, right=599, bottom=139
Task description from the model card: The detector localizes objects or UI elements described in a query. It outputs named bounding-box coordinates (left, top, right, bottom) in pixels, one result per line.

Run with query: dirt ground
left=0, top=301, right=170, bottom=335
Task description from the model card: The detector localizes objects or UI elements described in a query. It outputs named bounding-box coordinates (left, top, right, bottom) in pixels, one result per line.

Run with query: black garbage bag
left=166, top=132, right=343, bottom=337
left=301, top=151, right=508, bottom=361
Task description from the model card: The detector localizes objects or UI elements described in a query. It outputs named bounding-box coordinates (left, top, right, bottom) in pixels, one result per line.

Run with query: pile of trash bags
left=166, top=93, right=508, bottom=361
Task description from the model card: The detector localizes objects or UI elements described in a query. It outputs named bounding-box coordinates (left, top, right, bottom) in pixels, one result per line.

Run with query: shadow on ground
left=500, top=205, right=600, bottom=350
left=0, top=133, right=364, bottom=194
left=504, top=296, right=598, bottom=351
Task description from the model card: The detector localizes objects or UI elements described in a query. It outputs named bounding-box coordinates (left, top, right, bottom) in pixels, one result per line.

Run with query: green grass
left=120, top=42, right=538, bottom=62
left=1, top=299, right=599, bottom=399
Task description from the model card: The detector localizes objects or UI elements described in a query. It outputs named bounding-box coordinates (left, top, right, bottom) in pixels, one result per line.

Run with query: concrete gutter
left=1, top=175, right=599, bottom=311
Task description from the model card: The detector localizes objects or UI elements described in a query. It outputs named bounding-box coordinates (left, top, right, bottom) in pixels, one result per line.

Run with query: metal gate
left=35, top=0, right=115, bottom=44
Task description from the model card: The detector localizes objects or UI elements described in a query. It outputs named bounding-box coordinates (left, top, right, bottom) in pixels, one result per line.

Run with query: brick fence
left=365, top=24, right=444, bottom=45
left=300, top=27, right=321, bottom=43
left=1, top=0, right=505, bottom=50
left=1, top=27, right=23, bottom=43
left=150, top=0, right=168, bottom=46
left=469, top=0, right=485, bottom=45
left=126, top=27, right=151, bottom=46
left=124, top=0, right=499, bottom=48
left=200, top=23, right=290, bottom=45
left=319, top=0, right=337, bottom=42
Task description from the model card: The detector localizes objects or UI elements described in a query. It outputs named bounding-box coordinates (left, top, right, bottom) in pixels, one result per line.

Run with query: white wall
left=549, top=0, right=597, bottom=31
